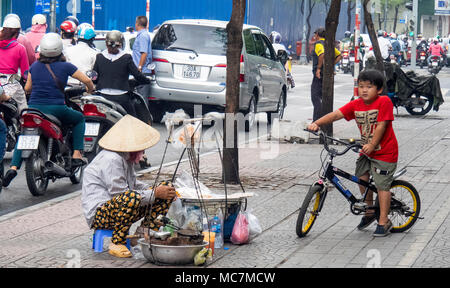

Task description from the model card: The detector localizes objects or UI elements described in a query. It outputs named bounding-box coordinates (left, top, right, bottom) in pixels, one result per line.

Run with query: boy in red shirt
left=308, top=69, right=398, bottom=237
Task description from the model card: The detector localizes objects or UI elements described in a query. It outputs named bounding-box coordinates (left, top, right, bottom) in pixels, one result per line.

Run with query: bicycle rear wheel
left=296, top=184, right=324, bottom=238
left=388, top=180, right=421, bottom=233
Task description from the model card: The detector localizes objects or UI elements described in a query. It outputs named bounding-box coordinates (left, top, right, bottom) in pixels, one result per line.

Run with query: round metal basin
left=138, top=239, right=208, bottom=265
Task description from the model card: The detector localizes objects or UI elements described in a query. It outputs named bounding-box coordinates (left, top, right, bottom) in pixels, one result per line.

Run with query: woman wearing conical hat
left=81, top=115, right=176, bottom=258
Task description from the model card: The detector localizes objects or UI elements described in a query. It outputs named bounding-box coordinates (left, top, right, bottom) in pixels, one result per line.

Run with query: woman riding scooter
left=3, top=33, right=95, bottom=188
left=93, top=30, right=151, bottom=122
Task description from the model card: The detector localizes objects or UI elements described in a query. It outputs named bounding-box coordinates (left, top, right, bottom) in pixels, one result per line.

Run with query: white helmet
left=40, top=33, right=63, bottom=57
left=32, top=14, right=47, bottom=25
left=2, top=17, right=21, bottom=29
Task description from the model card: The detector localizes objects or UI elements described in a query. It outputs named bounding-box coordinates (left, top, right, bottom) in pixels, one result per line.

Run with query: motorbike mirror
left=86, top=70, right=98, bottom=81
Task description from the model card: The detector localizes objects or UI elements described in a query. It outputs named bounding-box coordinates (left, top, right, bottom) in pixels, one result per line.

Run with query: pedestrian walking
left=308, top=69, right=398, bottom=237
left=310, top=27, right=342, bottom=122
left=0, top=16, right=29, bottom=112
left=25, top=14, right=47, bottom=59
left=82, top=115, right=176, bottom=258
left=132, top=16, right=152, bottom=106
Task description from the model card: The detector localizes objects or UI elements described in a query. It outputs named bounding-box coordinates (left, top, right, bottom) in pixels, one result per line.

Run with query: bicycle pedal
left=353, top=202, right=368, bottom=211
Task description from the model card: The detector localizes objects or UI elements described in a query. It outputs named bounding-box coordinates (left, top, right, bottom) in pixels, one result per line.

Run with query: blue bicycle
left=296, top=130, right=421, bottom=238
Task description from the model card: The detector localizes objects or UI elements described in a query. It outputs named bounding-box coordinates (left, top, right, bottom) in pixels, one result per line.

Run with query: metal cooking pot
left=138, top=239, right=208, bottom=265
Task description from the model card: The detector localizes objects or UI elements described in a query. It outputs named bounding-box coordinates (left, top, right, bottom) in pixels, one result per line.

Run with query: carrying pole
left=353, top=0, right=361, bottom=99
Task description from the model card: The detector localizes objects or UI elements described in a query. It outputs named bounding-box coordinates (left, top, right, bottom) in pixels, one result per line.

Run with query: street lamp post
left=50, top=0, right=56, bottom=32
left=299, top=0, right=309, bottom=64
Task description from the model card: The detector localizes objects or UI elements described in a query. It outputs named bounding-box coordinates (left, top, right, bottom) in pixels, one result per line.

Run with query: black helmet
left=344, top=31, right=351, bottom=38
left=106, top=30, right=124, bottom=48
left=377, top=30, right=384, bottom=37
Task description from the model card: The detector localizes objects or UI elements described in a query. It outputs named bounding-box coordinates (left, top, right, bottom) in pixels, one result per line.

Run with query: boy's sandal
left=108, top=243, right=132, bottom=258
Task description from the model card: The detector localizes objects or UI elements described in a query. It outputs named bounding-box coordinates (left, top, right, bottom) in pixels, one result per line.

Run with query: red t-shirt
left=339, top=96, right=398, bottom=163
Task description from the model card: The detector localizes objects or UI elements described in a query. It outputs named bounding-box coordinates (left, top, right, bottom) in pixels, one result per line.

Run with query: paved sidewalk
left=1, top=102, right=450, bottom=268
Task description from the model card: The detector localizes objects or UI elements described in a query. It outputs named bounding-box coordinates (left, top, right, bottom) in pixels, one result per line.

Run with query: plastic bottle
left=202, top=215, right=209, bottom=232
left=211, top=209, right=224, bottom=249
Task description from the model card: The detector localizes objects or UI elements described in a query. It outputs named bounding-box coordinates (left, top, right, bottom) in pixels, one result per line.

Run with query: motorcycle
left=418, top=49, right=427, bottom=69
left=428, top=55, right=442, bottom=75
left=0, top=96, right=20, bottom=155
left=388, top=91, right=434, bottom=116
left=74, top=72, right=154, bottom=163
left=341, top=50, right=350, bottom=73
left=16, top=100, right=85, bottom=196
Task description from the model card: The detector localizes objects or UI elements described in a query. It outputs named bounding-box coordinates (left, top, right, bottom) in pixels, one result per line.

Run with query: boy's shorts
left=355, top=155, right=397, bottom=191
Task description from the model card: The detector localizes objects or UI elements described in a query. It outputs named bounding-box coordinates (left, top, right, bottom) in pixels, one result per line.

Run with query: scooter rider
left=60, top=20, right=77, bottom=52
left=93, top=30, right=151, bottom=122
left=65, top=23, right=99, bottom=85
left=3, top=33, right=95, bottom=188
left=390, top=33, right=401, bottom=63
left=427, top=38, right=444, bottom=66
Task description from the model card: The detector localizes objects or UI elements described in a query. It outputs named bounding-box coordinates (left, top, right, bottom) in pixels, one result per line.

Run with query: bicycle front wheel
left=389, top=180, right=421, bottom=233
left=296, top=184, right=324, bottom=238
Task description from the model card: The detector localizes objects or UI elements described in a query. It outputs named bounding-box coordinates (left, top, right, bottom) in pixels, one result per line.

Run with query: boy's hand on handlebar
left=307, top=123, right=320, bottom=132
left=362, top=143, right=375, bottom=155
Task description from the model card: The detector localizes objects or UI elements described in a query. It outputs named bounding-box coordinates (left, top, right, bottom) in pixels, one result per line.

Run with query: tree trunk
left=306, top=2, right=316, bottom=61
left=322, top=0, right=341, bottom=137
left=363, top=0, right=385, bottom=73
left=346, top=0, right=355, bottom=31
left=223, top=0, right=246, bottom=184
left=393, top=5, right=399, bottom=33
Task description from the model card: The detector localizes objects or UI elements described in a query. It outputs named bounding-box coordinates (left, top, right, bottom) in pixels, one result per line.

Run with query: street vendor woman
left=82, top=115, right=176, bottom=258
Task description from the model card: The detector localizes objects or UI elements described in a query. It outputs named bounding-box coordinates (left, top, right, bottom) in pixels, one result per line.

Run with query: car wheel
left=267, top=90, right=285, bottom=125
left=245, top=96, right=256, bottom=132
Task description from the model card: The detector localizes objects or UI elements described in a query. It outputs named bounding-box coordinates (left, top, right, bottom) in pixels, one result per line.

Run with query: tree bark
left=393, top=5, right=399, bottom=33
left=223, top=0, right=246, bottom=184
left=363, top=0, right=385, bottom=73
left=321, top=0, right=341, bottom=137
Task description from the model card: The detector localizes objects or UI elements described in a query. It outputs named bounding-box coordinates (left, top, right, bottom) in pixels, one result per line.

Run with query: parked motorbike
left=388, top=91, right=434, bottom=116
left=17, top=102, right=85, bottom=196
left=428, top=55, right=442, bottom=75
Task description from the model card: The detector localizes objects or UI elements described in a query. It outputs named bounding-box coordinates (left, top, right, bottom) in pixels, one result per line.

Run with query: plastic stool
left=92, top=229, right=131, bottom=253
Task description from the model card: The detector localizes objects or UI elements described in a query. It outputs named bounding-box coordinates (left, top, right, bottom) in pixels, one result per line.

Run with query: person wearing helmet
left=0, top=16, right=29, bottom=112
left=93, top=30, right=150, bottom=121
left=65, top=23, right=99, bottom=85
left=65, top=16, right=79, bottom=27
left=377, top=30, right=391, bottom=61
left=427, top=37, right=444, bottom=66
left=390, top=33, right=401, bottom=64
left=25, top=14, right=47, bottom=58
left=60, top=20, right=77, bottom=50
left=3, top=33, right=95, bottom=188
left=4, top=14, right=36, bottom=65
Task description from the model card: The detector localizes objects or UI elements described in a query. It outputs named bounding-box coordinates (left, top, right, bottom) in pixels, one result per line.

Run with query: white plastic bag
left=166, top=198, right=186, bottom=228
left=171, top=122, right=202, bottom=150
left=246, top=211, right=262, bottom=239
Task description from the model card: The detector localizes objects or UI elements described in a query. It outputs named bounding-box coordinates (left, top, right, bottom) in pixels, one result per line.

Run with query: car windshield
left=152, top=24, right=227, bottom=56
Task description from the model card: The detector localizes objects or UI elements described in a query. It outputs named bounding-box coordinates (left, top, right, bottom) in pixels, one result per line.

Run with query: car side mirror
left=277, top=50, right=288, bottom=62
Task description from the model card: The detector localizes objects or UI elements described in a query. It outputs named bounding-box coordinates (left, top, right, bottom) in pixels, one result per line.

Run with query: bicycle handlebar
left=304, top=129, right=362, bottom=156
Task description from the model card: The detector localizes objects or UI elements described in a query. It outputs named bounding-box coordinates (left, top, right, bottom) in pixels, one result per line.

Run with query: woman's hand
left=154, top=185, right=176, bottom=200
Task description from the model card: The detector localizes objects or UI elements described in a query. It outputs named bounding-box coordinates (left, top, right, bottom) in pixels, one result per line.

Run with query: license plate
left=85, top=122, right=100, bottom=136
left=421, top=56, right=425, bottom=60
left=342, top=59, right=349, bottom=64
left=432, top=62, right=438, bottom=66
left=350, top=57, right=355, bottom=61
left=17, top=135, right=40, bottom=150
left=182, top=65, right=201, bottom=79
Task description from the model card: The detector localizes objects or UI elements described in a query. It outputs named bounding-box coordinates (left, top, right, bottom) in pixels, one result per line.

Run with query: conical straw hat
left=98, top=115, right=160, bottom=152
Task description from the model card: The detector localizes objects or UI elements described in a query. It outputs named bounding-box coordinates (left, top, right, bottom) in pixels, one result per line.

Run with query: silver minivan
left=149, top=19, right=287, bottom=130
